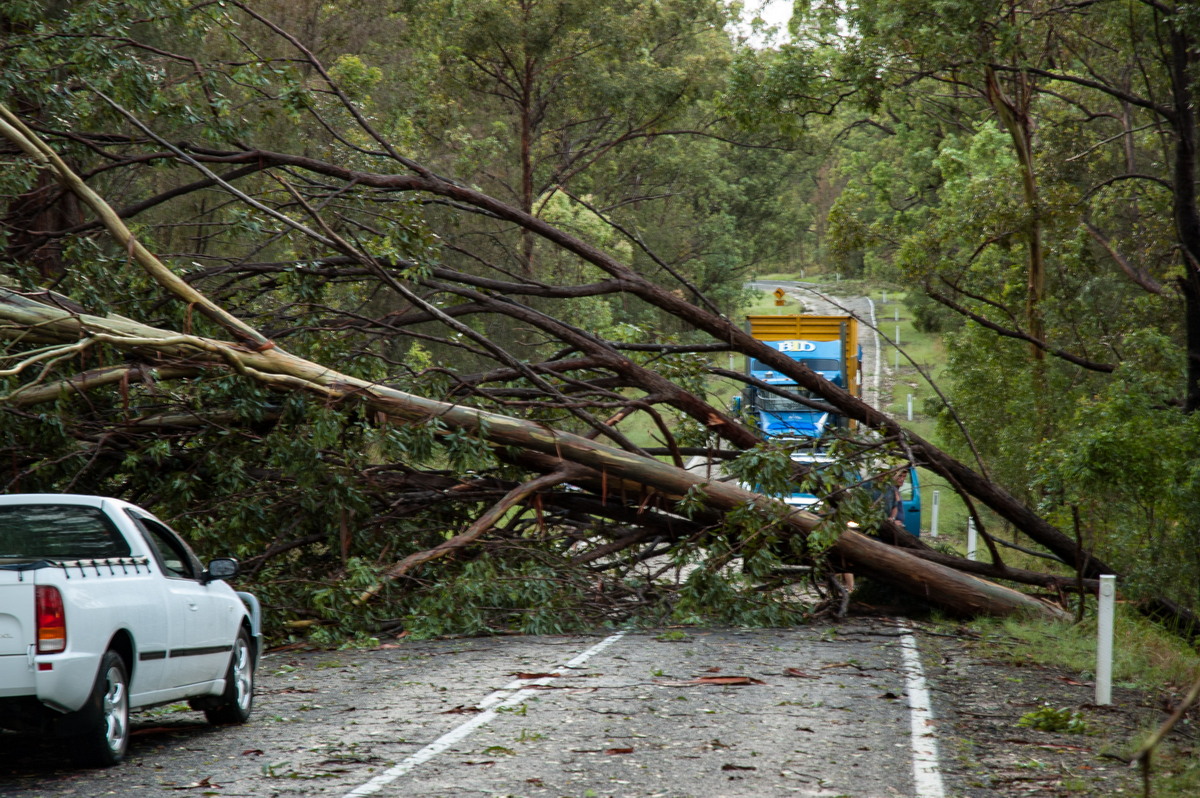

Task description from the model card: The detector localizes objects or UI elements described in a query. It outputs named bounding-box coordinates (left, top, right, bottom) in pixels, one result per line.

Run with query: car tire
left=204, top=628, right=254, bottom=725
left=68, top=650, right=130, bottom=767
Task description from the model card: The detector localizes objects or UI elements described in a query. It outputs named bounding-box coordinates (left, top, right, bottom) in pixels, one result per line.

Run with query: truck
left=739, top=314, right=862, bottom=441
left=738, top=312, right=922, bottom=535
left=0, top=494, right=262, bottom=766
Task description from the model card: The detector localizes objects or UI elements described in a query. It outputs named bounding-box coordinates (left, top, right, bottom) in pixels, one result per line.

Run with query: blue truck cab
left=739, top=339, right=851, bottom=440
left=736, top=314, right=920, bottom=536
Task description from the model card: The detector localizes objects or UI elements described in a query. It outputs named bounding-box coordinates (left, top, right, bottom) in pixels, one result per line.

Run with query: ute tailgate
left=0, top=569, right=36, bottom=697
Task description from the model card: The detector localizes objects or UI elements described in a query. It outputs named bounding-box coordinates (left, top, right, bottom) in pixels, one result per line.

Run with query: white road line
left=897, top=622, right=946, bottom=798
left=340, top=632, right=627, bottom=797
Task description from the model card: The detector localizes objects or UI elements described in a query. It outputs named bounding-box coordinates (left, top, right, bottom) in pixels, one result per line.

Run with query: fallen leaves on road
left=511, top=672, right=561, bottom=679
left=1003, top=738, right=1092, bottom=751
left=655, top=675, right=766, bottom=687
left=605, top=747, right=635, bottom=755
left=241, top=749, right=264, bottom=757
left=721, top=764, right=756, bottom=771
left=783, top=668, right=818, bottom=678
left=167, top=777, right=217, bottom=790
left=443, top=704, right=483, bottom=714
left=131, top=725, right=204, bottom=736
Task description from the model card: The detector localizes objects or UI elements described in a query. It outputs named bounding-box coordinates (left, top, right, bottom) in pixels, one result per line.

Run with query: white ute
left=0, top=494, right=262, bottom=766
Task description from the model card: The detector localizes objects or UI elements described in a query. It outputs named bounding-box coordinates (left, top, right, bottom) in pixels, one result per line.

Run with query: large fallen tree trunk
left=0, top=286, right=1062, bottom=620
left=105, top=141, right=1112, bottom=577
left=0, top=99, right=1164, bottom=628
left=0, top=101, right=1102, bottom=577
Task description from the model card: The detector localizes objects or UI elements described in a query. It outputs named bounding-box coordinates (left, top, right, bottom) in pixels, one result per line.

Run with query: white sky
left=735, top=0, right=795, bottom=48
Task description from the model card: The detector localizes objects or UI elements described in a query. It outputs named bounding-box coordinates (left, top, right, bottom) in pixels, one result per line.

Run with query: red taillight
left=35, top=585, right=66, bottom=654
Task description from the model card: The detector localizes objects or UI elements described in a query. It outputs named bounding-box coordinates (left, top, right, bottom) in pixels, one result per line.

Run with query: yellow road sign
left=773, top=287, right=786, bottom=300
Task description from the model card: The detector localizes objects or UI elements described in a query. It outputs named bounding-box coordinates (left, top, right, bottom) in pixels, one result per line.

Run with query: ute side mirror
left=204, top=557, right=240, bottom=583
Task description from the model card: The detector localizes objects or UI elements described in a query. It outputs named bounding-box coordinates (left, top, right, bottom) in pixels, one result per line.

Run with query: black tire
left=204, top=629, right=254, bottom=725
left=68, top=650, right=130, bottom=767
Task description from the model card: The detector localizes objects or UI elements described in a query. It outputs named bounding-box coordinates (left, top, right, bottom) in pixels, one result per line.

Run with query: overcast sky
left=738, top=0, right=794, bottom=47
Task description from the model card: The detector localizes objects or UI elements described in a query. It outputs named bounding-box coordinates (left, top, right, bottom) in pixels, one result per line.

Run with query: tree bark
left=0, top=287, right=1064, bottom=620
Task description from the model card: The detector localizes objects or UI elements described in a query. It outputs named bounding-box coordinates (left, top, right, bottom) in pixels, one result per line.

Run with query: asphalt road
left=1, top=620, right=942, bottom=798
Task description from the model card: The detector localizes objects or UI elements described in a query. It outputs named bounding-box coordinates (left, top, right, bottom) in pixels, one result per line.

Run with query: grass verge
left=958, top=592, right=1200, bottom=795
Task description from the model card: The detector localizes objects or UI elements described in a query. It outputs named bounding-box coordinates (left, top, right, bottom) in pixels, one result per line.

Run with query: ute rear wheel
left=204, top=629, right=254, bottom=725
left=68, top=650, right=130, bottom=767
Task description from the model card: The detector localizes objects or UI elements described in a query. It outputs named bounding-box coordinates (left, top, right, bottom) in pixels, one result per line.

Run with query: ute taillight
left=35, top=585, right=66, bottom=654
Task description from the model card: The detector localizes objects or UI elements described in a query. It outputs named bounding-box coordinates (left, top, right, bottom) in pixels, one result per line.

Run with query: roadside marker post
left=1097, top=575, right=1116, bottom=705
left=882, top=290, right=887, bottom=303
left=894, top=306, right=899, bottom=322
left=930, top=491, right=939, bottom=538
left=907, top=393, right=914, bottom=420
left=966, top=518, right=977, bottom=561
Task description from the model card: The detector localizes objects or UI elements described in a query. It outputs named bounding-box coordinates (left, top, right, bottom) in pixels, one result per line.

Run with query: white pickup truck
left=0, top=494, right=262, bottom=766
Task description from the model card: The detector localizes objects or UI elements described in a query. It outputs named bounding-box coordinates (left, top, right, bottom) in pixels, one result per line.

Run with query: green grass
left=969, top=607, right=1200, bottom=692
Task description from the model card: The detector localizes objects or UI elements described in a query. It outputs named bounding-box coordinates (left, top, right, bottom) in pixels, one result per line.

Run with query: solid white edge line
left=897, top=621, right=946, bottom=798
left=340, top=631, right=627, bottom=797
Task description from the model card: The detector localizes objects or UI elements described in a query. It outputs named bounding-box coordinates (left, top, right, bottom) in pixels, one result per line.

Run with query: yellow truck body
left=745, top=315, right=860, bottom=398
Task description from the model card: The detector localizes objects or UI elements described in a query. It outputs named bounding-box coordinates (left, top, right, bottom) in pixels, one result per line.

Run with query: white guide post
left=882, top=290, right=888, bottom=303
left=930, top=490, right=940, bottom=538
left=907, top=393, right=914, bottom=420
left=966, top=517, right=977, bottom=561
left=1096, top=575, right=1116, bottom=705
left=894, top=306, right=900, bottom=322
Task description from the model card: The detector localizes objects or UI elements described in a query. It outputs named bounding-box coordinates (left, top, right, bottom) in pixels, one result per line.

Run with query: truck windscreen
left=0, top=505, right=131, bottom=560
left=757, top=394, right=819, bottom=412
left=750, top=357, right=841, bottom=373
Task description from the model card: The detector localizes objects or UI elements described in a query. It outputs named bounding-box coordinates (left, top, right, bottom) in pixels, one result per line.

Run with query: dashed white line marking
left=898, top=622, right=946, bottom=798
left=340, top=632, right=627, bottom=797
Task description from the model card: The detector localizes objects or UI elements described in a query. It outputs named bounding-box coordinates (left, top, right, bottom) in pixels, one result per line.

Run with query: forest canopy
left=1, top=0, right=1197, bottom=641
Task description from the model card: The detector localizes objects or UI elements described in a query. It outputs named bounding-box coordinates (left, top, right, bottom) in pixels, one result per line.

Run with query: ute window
left=132, top=516, right=200, bottom=580
left=0, top=505, right=131, bottom=560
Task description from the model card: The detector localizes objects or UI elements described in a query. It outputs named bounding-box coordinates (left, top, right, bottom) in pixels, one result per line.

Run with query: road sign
left=773, top=287, right=786, bottom=299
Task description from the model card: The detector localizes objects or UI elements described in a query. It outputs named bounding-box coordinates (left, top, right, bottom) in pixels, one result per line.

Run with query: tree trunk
left=1167, top=23, right=1200, bottom=412
left=0, top=288, right=1065, bottom=621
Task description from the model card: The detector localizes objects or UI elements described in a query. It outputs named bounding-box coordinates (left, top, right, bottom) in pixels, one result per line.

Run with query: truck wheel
left=68, top=650, right=130, bottom=767
left=204, top=629, right=254, bottom=725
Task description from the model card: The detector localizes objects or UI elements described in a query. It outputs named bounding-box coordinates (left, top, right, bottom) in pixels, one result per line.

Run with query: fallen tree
left=0, top=66, right=1193, bottom=634
left=0, top=282, right=1061, bottom=620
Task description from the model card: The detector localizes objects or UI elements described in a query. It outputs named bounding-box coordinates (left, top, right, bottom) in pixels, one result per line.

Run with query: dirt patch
left=920, top=623, right=1194, bottom=797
